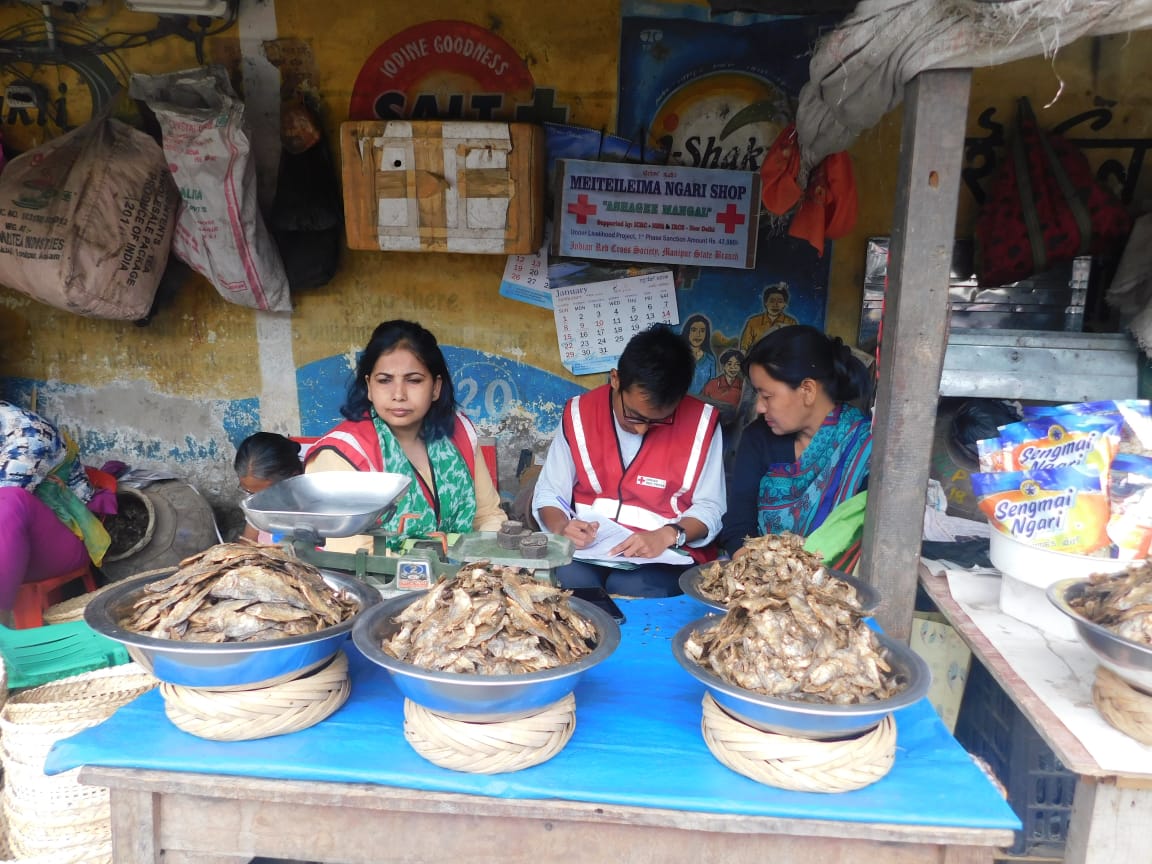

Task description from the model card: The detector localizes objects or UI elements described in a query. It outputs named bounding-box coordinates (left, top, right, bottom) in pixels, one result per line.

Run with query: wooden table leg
left=109, top=788, right=161, bottom=864
left=108, top=788, right=248, bottom=864
left=1064, top=777, right=1151, bottom=864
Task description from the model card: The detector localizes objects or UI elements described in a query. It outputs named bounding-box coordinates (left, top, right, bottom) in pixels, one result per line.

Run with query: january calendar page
left=552, top=270, right=679, bottom=375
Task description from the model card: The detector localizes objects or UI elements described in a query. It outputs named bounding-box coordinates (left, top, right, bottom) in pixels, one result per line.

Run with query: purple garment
left=87, top=487, right=119, bottom=516
left=0, top=486, right=89, bottom=611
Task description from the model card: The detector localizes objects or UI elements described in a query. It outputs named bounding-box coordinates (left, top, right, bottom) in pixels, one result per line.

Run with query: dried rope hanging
left=160, top=650, right=351, bottom=741
left=403, top=693, right=577, bottom=774
left=699, top=694, right=896, bottom=793
left=1092, top=666, right=1152, bottom=746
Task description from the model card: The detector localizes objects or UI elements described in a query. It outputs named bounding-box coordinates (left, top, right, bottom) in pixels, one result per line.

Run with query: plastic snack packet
left=1107, top=453, right=1152, bottom=559
left=1023, top=399, right=1152, bottom=457
left=991, top=414, right=1121, bottom=475
left=972, top=465, right=1110, bottom=554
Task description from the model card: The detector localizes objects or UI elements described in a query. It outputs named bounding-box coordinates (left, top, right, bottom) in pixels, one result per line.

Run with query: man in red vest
left=533, top=325, right=726, bottom=597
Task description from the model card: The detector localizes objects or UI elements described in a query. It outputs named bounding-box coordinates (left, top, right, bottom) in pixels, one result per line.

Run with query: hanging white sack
left=0, top=113, right=180, bottom=320
left=130, top=66, right=292, bottom=313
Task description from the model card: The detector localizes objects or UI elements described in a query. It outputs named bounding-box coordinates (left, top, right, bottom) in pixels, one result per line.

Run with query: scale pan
left=241, top=471, right=411, bottom=539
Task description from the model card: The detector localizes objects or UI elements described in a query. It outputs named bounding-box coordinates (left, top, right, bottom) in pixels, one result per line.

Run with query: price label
left=395, top=558, right=433, bottom=591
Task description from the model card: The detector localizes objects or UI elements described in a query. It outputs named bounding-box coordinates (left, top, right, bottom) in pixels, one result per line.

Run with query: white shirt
left=532, top=409, right=726, bottom=547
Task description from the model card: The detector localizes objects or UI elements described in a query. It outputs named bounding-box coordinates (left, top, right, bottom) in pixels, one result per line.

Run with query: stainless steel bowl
left=671, top=615, right=931, bottom=740
left=84, top=569, right=381, bottom=687
left=240, top=471, right=412, bottom=540
left=352, top=591, right=621, bottom=721
left=678, top=564, right=881, bottom=615
left=1048, top=577, right=1152, bottom=694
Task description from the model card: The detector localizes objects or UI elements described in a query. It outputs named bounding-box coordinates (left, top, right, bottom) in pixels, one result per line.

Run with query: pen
left=555, top=496, right=576, bottom=518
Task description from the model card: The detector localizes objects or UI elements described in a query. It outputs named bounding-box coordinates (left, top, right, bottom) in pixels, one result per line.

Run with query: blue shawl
left=756, top=404, right=872, bottom=537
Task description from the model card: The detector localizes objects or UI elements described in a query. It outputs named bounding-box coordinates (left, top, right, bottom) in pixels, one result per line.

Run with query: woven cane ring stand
left=403, top=693, right=576, bottom=774
left=159, top=651, right=350, bottom=741
left=42, top=581, right=119, bottom=625
left=700, top=693, right=896, bottom=793
left=1092, top=666, right=1152, bottom=746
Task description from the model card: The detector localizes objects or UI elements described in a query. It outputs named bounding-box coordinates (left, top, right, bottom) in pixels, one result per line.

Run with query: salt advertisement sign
left=551, top=159, right=759, bottom=269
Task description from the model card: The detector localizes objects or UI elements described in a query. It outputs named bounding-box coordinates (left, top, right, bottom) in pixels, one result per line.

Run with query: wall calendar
left=552, top=270, right=678, bottom=375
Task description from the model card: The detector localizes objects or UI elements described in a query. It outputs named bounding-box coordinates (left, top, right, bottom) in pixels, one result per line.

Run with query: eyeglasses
left=616, top=389, right=676, bottom=426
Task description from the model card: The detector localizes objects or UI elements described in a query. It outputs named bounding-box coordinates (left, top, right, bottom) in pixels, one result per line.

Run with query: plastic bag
left=130, top=66, right=291, bottom=312
left=804, top=491, right=868, bottom=571
left=976, top=97, right=1131, bottom=287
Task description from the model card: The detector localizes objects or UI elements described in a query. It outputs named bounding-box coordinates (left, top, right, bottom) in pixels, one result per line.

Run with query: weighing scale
left=240, top=472, right=573, bottom=595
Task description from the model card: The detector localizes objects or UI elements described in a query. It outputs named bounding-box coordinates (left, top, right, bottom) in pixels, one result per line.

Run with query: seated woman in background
left=234, top=432, right=304, bottom=542
left=717, top=325, right=872, bottom=558
left=0, top=401, right=110, bottom=626
left=305, top=319, right=505, bottom=553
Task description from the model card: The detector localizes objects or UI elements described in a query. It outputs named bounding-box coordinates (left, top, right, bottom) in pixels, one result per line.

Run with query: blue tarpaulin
left=47, top=596, right=1019, bottom=830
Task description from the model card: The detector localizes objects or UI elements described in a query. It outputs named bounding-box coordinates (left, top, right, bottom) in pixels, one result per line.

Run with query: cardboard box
left=340, top=120, right=544, bottom=254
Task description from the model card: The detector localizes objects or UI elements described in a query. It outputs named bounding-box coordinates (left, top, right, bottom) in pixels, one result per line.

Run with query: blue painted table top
left=48, top=596, right=1019, bottom=831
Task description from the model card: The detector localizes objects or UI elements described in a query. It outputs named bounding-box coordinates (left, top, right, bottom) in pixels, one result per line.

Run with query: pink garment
left=0, top=486, right=89, bottom=611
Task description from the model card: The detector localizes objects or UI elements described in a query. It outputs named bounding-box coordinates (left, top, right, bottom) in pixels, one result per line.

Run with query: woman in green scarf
left=1, top=401, right=110, bottom=626
left=305, top=320, right=505, bottom=554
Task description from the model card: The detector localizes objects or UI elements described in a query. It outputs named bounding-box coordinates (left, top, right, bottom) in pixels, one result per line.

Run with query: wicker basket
left=41, top=582, right=119, bottom=626
left=0, top=663, right=155, bottom=863
left=0, top=800, right=110, bottom=864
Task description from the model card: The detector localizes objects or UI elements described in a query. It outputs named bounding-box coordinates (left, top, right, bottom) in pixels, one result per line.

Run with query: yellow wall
left=4, top=9, right=1148, bottom=385
left=0, top=1, right=1149, bottom=525
left=0, top=0, right=621, bottom=396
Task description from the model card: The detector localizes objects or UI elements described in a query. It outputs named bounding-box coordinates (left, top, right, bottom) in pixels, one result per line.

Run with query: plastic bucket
left=989, top=529, right=1128, bottom=639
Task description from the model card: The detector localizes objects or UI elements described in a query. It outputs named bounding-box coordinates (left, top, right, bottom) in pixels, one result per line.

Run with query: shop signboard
left=551, top=159, right=759, bottom=269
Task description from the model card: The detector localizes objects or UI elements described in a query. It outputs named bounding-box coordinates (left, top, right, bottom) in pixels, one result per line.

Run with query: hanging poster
left=618, top=2, right=836, bottom=455
left=552, top=159, right=760, bottom=268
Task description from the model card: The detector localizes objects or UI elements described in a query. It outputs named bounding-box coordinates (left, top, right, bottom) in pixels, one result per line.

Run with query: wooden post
left=861, top=68, right=972, bottom=641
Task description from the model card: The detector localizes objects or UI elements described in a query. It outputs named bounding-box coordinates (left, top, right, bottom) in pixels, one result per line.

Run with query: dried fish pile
left=686, top=533, right=902, bottom=705
left=698, top=532, right=861, bottom=608
left=381, top=562, right=597, bottom=674
left=119, top=543, right=358, bottom=642
left=1069, top=561, right=1152, bottom=645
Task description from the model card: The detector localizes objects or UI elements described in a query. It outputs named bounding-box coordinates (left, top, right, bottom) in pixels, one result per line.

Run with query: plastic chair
left=0, top=619, right=131, bottom=690
left=12, top=564, right=98, bottom=630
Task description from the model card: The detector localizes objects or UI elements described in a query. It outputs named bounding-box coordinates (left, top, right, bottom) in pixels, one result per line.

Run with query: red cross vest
left=562, top=385, right=718, bottom=562
left=308, top=411, right=478, bottom=482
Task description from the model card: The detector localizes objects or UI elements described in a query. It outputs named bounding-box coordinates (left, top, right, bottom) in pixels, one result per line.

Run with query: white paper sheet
left=573, top=512, right=693, bottom=567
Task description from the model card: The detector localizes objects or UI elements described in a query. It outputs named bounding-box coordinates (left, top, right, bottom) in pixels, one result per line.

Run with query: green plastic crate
left=0, top=620, right=131, bottom=691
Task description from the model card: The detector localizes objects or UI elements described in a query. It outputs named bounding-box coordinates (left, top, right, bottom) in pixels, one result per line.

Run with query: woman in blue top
left=718, top=325, right=872, bottom=557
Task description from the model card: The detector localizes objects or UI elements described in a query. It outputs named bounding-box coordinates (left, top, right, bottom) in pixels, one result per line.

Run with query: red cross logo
left=567, top=194, right=598, bottom=224
left=715, top=203, right=746, bottom=234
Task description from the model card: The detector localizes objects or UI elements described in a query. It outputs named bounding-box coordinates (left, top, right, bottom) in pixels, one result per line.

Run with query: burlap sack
left=0, top=114, right=179, bottom=320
